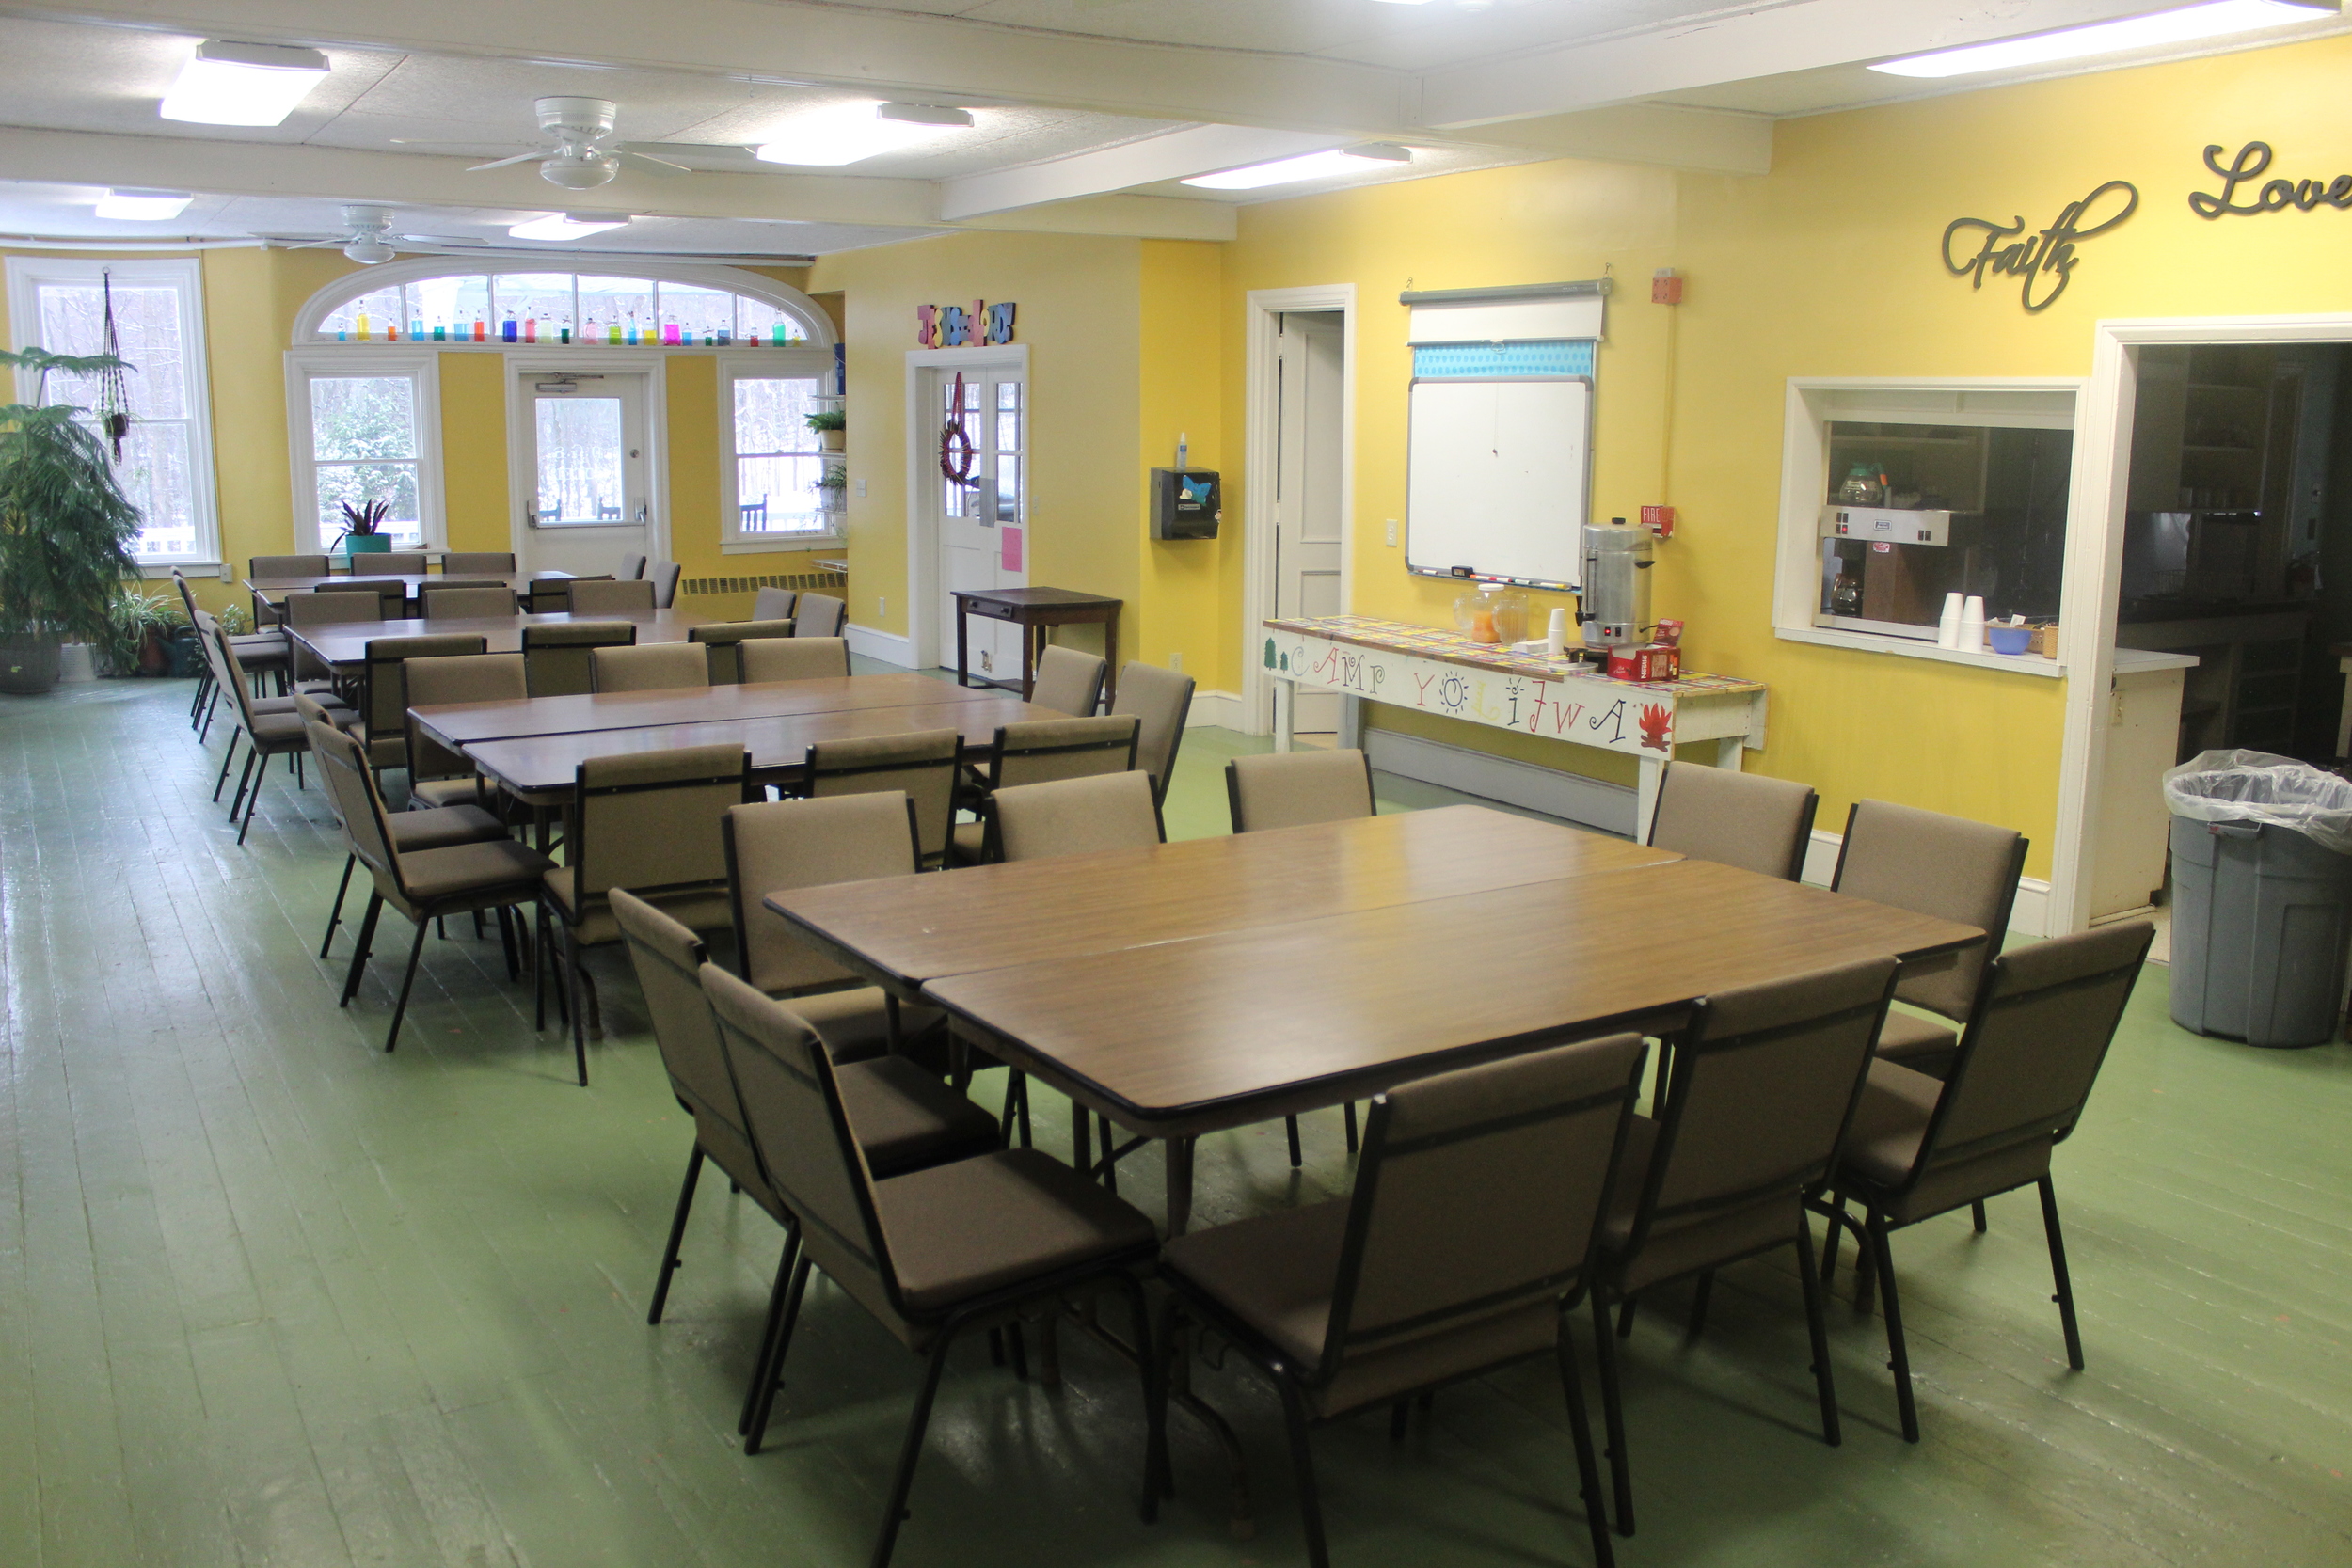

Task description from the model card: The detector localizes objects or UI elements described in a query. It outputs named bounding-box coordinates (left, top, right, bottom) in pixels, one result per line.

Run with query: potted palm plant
left=806, top=407, right=847, bottom=452
left=0, top=347, right=144, bottom=695
left=334, top=498, right=393, bottom=555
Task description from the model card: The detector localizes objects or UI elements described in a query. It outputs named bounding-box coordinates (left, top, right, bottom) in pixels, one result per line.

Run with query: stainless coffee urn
left=1580, top=516, right=1653, bottom=654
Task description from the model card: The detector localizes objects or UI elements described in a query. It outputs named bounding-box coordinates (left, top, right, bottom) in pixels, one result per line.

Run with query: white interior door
left=519, top=372, right=651, bottom=578
left=929, top=362, right=1028, bottom=677
left=1274, top=311, right=1346, bottom=732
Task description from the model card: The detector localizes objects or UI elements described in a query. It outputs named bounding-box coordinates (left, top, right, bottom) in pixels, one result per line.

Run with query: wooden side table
left=952, top=587, right=1123, bottom=705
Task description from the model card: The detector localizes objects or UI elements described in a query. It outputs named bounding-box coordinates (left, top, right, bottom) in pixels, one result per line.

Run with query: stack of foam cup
left=1959, top=595, right=1987, bottom=653
left=1936, top=593, right=1964, bottom=648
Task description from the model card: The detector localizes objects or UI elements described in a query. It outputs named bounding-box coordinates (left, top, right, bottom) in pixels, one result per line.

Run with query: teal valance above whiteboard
left=1412, top=340, right=1595, bottom=378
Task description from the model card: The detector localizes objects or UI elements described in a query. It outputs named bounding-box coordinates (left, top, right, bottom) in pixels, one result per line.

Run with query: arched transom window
left=296, top=263, right=831, bottom=349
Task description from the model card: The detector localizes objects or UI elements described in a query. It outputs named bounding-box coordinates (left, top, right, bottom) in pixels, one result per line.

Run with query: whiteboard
left=1405, top=375, right=1590, bottom=591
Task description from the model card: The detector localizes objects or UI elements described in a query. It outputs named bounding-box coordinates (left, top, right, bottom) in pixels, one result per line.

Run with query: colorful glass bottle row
left=334, top=311, right=797, bottom=346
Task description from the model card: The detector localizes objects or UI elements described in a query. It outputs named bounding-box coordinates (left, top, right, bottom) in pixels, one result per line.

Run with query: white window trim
left=284, top=348, right=446, bottom=555
left=290, top=257, right=836, bottom=348
left=1772, top=376, right=2085, bottom=679
left=6, top=256, right=220, bottom=570
left=718, top=349, right=841, bottom=552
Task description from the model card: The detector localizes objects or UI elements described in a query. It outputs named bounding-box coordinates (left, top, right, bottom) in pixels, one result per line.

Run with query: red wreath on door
left=938, top=371, right=978, bottom=485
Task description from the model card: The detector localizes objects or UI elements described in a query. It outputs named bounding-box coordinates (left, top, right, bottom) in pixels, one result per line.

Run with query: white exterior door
left=1274, top=311, right=1346, bottom=732
left=928, top=362, right=1028, bottom=677
left=517, top=370, right=652, bottom=578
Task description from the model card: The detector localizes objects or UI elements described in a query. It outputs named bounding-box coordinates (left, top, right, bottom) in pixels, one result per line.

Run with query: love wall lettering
left=1941, top=180, right=2139, bottom=312
left=2190, top=141, right=2352, bottom=217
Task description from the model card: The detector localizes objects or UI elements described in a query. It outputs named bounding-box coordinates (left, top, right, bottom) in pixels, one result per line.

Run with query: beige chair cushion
left=386, top=803, right=506, bottom=853
left=1598, top=1117, right=1806, bottom=1295
left=569, top=578, right=659, bottom=614
left=1839, top=1058, right=2053, bottom=1225
left=1230, top=748, right=1374, bottom=832
left=993, top=770, right=1160, bottom=862
left=740, top=637, right=850, bottom=683
left=837, top=1055, right=998, bottom=1178
left=876, top=1148, right=1158, bottom=1312
left=949, top=819, right=986, bottom=864
left=396, top=838, right=551, bottom=906
left=779, top=985, right=946, bottom=1064
left=406, top=775, right=485, bottom=810
left=543, top=867, right=731, bottom=947
left=592, top=641, right=708, bottom=693
left=1875, top=1007, right=1960, bottom=1075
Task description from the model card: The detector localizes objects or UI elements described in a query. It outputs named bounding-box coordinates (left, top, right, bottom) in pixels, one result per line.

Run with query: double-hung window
left=719, top=351, right=839, bottom=551
left=285, top=351, right=443, bottom=553
left=5, top=257, right=218, bottom=567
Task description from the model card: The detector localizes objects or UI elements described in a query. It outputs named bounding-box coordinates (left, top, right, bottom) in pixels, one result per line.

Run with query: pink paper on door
left=999, top=526, right=1024, bottom=571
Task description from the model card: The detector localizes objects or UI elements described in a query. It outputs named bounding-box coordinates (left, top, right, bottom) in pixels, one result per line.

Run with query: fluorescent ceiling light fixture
left=507, top=212, right=631, bottom=241
left=754, top=102, right=974, bottom=166
left=94, top=188, right=195, bottom=220
left=159, top=40, right=330, bottom=126
left=1183, top=143, right=1412, bottom=191
left=1870, top=1, right=2330, bottom=79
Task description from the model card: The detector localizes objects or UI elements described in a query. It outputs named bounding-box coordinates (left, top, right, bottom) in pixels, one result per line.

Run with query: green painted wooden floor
left=3, top=678, right=2347, bottom=1567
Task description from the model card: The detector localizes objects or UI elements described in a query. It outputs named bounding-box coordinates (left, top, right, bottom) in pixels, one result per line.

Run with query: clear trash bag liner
left=2162, top=750, right=2352, bottom=854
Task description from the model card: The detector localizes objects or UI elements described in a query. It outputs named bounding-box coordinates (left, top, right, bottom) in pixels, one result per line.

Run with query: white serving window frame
left=283, top=349, right=445, bottom=555
left=6, top=256, right=220, bottom=575
left=1772, top=377, right=2086, bottom=679
left=717, top=349, right=840, bottom=553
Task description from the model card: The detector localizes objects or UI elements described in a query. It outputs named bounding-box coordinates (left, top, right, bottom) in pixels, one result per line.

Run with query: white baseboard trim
left=1363, top=728, right=1637, bottom=836
left=1186, top=689, right=1244, bottom=729
left=1799, top=828, right=2052, bottom=938
left=844, top=622, right=916, bottom=669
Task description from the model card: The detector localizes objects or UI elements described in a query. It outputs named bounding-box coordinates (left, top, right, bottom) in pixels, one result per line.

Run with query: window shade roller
left=1401, top=279, right=1609, bottom=345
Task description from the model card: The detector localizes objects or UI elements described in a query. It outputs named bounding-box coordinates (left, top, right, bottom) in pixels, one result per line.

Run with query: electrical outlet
left=1169, top=651, right=1183, bottom=673
left=217, top=562, right=232, bottom=582
left=1386, top=518, right=1399, bottom=546
left=855, top=479, right=867, bottom=498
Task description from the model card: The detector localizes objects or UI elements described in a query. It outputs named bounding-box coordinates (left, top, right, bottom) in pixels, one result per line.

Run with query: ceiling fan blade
left=390, top=138, right=534, bottom=150
left=618, top=149, right=691, bottom=176
left=466, top=150, right=544, bottom=172
left=397, top=234, right=489, bottom=247
left=284, top=236, right=344, bottom=248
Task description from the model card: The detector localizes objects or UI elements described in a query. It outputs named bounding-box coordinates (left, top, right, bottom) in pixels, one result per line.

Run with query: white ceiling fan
left=394, top=97, right=691, bottom=189
left=262, top=204, right=486, bottom=263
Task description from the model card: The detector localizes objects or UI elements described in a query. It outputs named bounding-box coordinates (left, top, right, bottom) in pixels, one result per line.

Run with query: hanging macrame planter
left=938, top=370, right=978, bottom=487
left=97, top=270, right=133, bottom=461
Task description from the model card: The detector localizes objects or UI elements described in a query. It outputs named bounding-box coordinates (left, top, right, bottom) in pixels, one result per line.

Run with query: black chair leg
left=1285, top=1115, right=1303, bottom=1169
left=340, top=894, right=384, bottom=1006
left=2038, top=1177, right=2086, bottom=1370
left=199, top=688, right=220, bottom=741
left=1867, top=1213, right=1920, bottom=1443
left=647, top=1145, right=705, bottom=1324
left=1616, top=1296, right=1638, bottom=1338
left=869, top=1324, right=961, bottom=1568
left=745, top=1249, right=812, bottom=1455
left=1590, top=1293, right=1634, bottom=1536
left=1972, top=1199, right=1989, bottom=1234
left=320, top=854, right=356, bottom=958
left=739, top=1232, right=802, bottom=1437
left=1118, top=1276, right=1160, bottom=1525
left=1555, top=1319, right=1616, bottom=1568
left=213, top=730, right=241, bottom=800
left=1004, top=1322, right=1029, bottom=1382
left=564, top=930, right=588, bottom=1086
left=226, top=746, right=256, bottom=823
left=1275, top=1377, right=1329, bottom=1568
left=1793, top=1212, right=1841, bottom=1447
left=1685, top=1270, right=1715, bottom=1343
left=1099, top=1115, right=1119, bottom=1195
left=1343, top=1101, right=1359, bottom=1154
left=495, top=906, right=520, bottom=981
left=384, top=916, right=430, bottom=1052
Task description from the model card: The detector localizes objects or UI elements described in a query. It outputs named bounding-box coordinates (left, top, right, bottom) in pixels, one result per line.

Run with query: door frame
left=904, top=343, right=1028, bottom=671
left=1241, top=284, right=1357, bottom=736
left=502, top=352, right=670, bottom=564
left=2056, top=311, right=2352, bottom=933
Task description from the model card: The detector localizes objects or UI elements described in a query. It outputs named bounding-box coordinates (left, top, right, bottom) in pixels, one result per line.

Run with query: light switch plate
left=1386, top=518, right=1398, bottom=546
left=855, top=479, right=867, bottom=497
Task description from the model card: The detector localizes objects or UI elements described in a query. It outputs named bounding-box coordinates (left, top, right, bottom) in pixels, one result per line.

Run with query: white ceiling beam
left=950, top=192, right=1237, bottom=242
left=940, top=125, right=1344, bottom=220
left=1470, top=103, right=1771, bottom=176
left=1418, top=0, right=2189, bottom=128
left=6, top=0, right=1419, bottom=136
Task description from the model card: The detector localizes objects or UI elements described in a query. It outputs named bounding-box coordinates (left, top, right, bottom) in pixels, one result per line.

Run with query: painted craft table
left=1262, top=615, right=1770, bottom=839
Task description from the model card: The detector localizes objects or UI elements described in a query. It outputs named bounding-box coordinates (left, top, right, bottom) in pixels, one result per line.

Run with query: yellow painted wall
left=805, top=230, right=1144, bottom=656
left=1138, top=239, right=1232, bottom=685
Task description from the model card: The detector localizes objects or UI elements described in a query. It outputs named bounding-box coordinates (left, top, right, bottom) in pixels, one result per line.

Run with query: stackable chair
left=1111, top=661, right=1195, bottom=808
left=402, top=652, right=526, bottom=811
left=358, top=635, right=488, bottom=778
left=521, top=619, right=634, bottom=696
left=1155, top=1034, right=1646, bottom=1568
left=1585, top=956, right=1899, bottom=1537
left=418, top=584, right=519, bottom=619
left=740, top=637, right=850, bottom=683
left=247, top=554, right=329, bottom=628
left=527, top=574, right=610, bottom=613
left=1834, top=800, right=2029, bottom=1081
left=648, top=559, right=683, bottom=609
left=801, top=730, right=961, bottom=868
left=1228, top=748, right=1375, bottom=833
left=348, top=551, right=427, bottom=575
left=1028, top=645, right=1107, bottom=716
left=614, top=889, right=997, bottom=1352
left=702, top=963, right=1160, bottom=1568
left=567, top=578, right=658, bottom=615
left=619, top=552, right=646, bottom=581
left=310, top=720, right=552, bottom=1053
left=794, top=592, right=847, bottom=637
left=751, top=585, right=797, bottom=621
left=990, top=770, right=1163, bottom=862
left=280, top=587, right=385, bottom=694
left=208, top=625, right=315, bottom=843
left=591, top=641, right=708, bottom=693
left=1821, top=921, right=2153, bottom=1442
left=691, top=618, right=796, bottom=683
left=538, top=744, right=748, bottom=1084
left=1645, top=762, right=1819, bottom=881
left=949, top=715, right=1140, bottom=865
left=441, top=551, right=516, bottom=574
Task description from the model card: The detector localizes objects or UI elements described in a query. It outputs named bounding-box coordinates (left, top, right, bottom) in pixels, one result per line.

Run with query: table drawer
left=962, top=598, right=1022, bottom=622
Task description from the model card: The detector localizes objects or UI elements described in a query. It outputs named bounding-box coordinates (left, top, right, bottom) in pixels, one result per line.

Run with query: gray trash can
left=2165, top=750, right=2352, bottom=1048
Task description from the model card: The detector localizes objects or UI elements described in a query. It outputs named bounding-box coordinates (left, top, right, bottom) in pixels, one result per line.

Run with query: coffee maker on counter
left=1580, top=516, right=1655, bottom=663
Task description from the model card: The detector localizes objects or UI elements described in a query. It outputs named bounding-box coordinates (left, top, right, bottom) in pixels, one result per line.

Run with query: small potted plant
left=99, top=585, right=183, bottom=676
left=806, top=407, right=846, bottom=452
left=335, top=498, right=393, bottom=555
left=0, top=347, right=144, bottom=695
left=814, top=464, right=848, bottom=512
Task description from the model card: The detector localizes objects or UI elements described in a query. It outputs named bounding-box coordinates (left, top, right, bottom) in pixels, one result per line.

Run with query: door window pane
left=942, top=377, right=982, bottom=520
left=577, top=276, right=654, bottom=344
left=535, top=396, right=626, bottom=524
left=994, top=380, right=1022, bottom=524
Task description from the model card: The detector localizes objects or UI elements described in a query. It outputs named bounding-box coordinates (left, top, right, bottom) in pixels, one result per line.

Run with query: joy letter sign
left=915, top=300, right=1016, bottom=348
